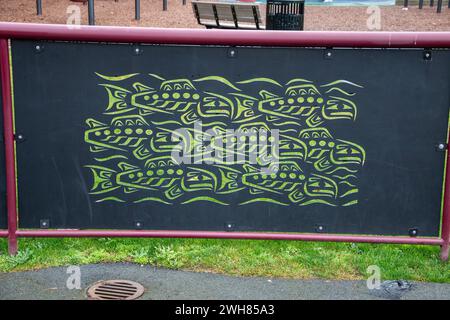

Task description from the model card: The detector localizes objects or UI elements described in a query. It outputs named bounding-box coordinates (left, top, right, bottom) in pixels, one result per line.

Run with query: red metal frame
left=0, top=22, right=450, bottom=48
left=0, top=22, right=449, bottom=260
left=440, top=126, right=450, bottom=260
left=0, top=38, right=18, bottom=255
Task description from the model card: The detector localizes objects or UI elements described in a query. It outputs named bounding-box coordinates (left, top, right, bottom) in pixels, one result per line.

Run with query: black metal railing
left=266, top=0, right=305, bottom=31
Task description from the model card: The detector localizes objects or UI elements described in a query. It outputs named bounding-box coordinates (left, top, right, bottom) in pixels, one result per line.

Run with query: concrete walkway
left=0, top=263, right=449, bottom=300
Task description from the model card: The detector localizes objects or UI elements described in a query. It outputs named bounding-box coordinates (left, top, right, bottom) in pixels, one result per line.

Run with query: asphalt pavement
left=0, top=263, right=449, bottom=300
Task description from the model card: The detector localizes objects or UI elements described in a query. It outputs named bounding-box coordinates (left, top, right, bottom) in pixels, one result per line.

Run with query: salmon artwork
left=84, top=73, right=365, bottom=207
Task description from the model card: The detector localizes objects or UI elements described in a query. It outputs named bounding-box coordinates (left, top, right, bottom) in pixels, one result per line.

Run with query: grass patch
left=0, top=238, right=448, bottom=282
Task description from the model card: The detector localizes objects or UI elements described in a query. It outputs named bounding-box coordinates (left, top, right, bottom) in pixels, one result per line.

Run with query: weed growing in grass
left=5, top=248, right=33, bottom=268
left=131, top=247, right=150, bottom=264
left=152, top=245, right=184, bottom=269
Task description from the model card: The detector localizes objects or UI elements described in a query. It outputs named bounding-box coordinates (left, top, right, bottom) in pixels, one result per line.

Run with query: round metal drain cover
left=87, top=280, right=145, bottom=300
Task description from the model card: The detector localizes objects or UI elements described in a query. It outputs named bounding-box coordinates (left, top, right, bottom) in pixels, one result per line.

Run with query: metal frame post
left=135, top=0, right=140, bottom=20
left=437, top=0, right=443, bottom=12
left=440, top=130, right=450, bottom=261
left=36, top=0, right=42, bottom=16
left=88, top=0, right=95, bottom=26
left=0, top=39, right=18, bottom=255
left=163, top=0, right=168, bottom=11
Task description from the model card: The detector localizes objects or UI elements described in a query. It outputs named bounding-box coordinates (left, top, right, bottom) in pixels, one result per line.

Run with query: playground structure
left=36, top=0, right=186, bottom=21
left=0, top=22, right=449, bottom=261
left=403, top=0, right=449, bottom=13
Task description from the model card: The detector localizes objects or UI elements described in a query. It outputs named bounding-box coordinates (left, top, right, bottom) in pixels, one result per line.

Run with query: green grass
left=0, top=238, right=449, bottom=283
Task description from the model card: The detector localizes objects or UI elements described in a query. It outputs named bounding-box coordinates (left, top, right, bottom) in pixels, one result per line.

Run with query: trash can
left=266, top=0, right=305, bottom=31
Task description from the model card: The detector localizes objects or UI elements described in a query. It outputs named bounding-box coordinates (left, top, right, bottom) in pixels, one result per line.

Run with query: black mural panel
left=11, top=40, right=450, bottom=236
left=0, top=77, right=6, bottom=230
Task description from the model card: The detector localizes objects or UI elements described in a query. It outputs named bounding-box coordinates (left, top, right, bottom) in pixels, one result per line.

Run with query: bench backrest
left=192, top=1, right=262, bottom=29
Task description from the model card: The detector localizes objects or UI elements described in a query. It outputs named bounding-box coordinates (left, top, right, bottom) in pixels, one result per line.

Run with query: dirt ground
left=0, top=0, right=449, bottom=31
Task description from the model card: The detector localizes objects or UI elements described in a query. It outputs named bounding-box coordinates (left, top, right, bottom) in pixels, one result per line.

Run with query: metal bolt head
left=227, top=224, right=232, bottom=228
left=230, top=50, right=235, bottom=57
left=35, top=45, right=40, bottom=50
left=408, top=228, right=418, bottom=237
left=438, top=143, right=445, bottom=150
left=425, top=53, right=430, bottom=58
left=327, top=52, right=332, bottom=57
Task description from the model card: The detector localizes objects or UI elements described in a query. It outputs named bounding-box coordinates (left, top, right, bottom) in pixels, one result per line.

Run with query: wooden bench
left=191, top=1, right=264, bottom=30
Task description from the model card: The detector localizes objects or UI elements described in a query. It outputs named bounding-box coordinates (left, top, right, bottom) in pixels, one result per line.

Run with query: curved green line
left=94, top=155, right=128, bottom=162
left=325, top=87, right=356, bottom=96
left=96, top=196, right=125, bottom=203
left=332, top=174, right=357, bottom=180
left=134, top=197, right=172, bottom=204
left=95, top=72, right=139, bottom=81
left=286, top=78, right=313, bottom=85
left=343, top=200, right=358, bottom=206
left=271, top=121, right=302, bottom=127
left=237, top=78, right=282, bottom=87
left=148, top=73, right=166, bottom=81
left=151, top=120, right=183, bottom=126
left=320, top=80, right=363, bottom=88
left=182, top=196, right=229, bottom=205
left=239, top=198, right=289, bottom=206
left=193, top=76, right=241, bottom=91
left=340, top=189, right=358, bottom=198
left=338, top=181, right=356, bottom=187
left=299, top=199, right=337, bottom=206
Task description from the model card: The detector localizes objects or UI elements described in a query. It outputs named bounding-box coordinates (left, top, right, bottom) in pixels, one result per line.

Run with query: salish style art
left=84, top=73, right=365, bottom=207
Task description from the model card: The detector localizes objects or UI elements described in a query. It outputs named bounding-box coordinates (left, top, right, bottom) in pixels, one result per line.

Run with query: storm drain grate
left=86, top=280, right=145, bottom=300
